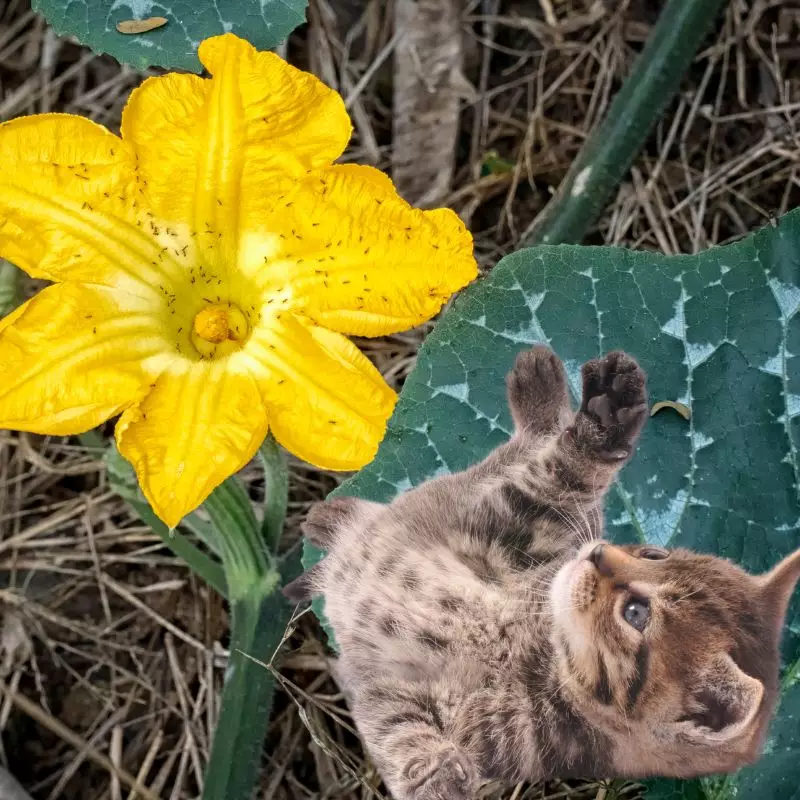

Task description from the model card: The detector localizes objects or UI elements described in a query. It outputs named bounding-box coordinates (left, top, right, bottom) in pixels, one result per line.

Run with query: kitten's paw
left=506, top=345, right=571, bottom=434
left=404, top=747, right=477, bottom=800
left=572, top=351, right=648, bottom=460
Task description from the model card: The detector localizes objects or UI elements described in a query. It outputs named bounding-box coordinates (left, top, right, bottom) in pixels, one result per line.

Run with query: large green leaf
left=33, top=0, right=307, bottom=71
left=305, top=209, right=800, bottom=797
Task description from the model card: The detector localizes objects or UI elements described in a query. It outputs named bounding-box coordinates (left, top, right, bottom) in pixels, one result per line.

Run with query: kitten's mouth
left=550, top=541, right=603, bottom=620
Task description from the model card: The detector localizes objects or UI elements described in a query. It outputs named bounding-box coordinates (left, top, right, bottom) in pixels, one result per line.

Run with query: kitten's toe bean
left=506, top=345, right=570, bottom=434
left=575, top=351, right=648, bottom=457
left=406, top=748, right=476, bottom=800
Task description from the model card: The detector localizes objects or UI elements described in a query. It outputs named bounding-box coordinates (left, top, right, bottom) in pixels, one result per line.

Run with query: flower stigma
left=191, top=302, right=249, bottom=358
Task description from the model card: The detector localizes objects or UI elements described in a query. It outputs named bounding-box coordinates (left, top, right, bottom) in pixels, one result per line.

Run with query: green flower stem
left=201, top=463, right=291, bottom=800
left=522, top=0, right=728, bottom=246
left=85, top=432, right=292, bottom=798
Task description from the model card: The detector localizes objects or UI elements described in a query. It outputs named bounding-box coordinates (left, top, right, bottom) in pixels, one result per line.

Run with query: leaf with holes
left=305, top=208, right=800, bottom=797
left=32, top=0, right=307, bottom=71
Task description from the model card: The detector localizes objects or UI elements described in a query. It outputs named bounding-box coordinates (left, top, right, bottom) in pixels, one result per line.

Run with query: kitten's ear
left=301, top=496, right=383, bottom=549
left=679, top=654, right=763, bottom=743
left=758, top=547, right=800, bottom=631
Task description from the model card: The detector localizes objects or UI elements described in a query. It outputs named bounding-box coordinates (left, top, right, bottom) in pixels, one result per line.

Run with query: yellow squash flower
left=0, top=34, right=476, bottom=528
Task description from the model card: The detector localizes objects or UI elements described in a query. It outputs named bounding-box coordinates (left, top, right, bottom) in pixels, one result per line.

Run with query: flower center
left=190, top=303, right=249, bottom=358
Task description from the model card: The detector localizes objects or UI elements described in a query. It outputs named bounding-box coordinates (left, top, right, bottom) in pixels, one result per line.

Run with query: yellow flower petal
left=237, top=313, right=396, bottom=470
left=249, top=164, right=477, bottom=336
left=0, top=114, right=181, bottom=296
left=198, top=35, right=351, bottom=171
left=0, top=283, right=165, bottom=435
left=115, top=361, right=269, bottom=528
left=120, top=33, right=351, bottom=272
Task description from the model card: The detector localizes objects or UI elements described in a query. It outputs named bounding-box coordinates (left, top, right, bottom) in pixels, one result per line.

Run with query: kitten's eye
left=639, top=547, right=669, bottom=561
left=623, top=599, right=650, bottom=632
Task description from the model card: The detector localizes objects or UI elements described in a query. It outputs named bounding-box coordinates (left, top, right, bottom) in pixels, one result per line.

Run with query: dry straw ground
left=1, top=0, right=799, bottom=798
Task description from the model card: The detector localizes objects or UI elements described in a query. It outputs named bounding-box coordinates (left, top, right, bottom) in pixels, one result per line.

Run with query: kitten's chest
left=378, top=553, right=547, bottom=669
left=324, top=538, right=551, bottom=678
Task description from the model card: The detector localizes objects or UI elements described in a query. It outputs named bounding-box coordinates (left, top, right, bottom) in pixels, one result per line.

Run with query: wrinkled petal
left=246, top=164, right=477, bottom=336
left=121, top=33, right=351, bottom=276
left=0, top=114, right=181, bottom=296
left=115, top=361, right=269, bottom=528
left=0, top=283, right=168, bottom=435
left=236, top=313, right=396, bottom=470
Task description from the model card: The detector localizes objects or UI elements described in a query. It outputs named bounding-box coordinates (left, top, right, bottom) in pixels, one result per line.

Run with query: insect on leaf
left=116, top=17, right=168, bottom=34
left=651, top=400, right=692, bottom=420
left=304, top=208, right=800, bottom=799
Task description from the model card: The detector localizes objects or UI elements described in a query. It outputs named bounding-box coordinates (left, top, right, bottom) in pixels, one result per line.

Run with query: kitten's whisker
left=673, top=587, right=705, bottom=604
left=548, top=503, right=590, bottom=546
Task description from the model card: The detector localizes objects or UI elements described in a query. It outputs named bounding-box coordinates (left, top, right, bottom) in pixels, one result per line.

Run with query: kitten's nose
left=588, top=543, right=618, bottom=578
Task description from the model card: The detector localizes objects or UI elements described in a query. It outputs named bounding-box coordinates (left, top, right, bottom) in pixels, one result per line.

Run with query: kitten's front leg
left=509, top=348, right=647, bottom=500
left=352, top=681, right=478, bottom=800
left=547, top=350, right=648, bottom=496
left=506, top=345, right=572, bottom=435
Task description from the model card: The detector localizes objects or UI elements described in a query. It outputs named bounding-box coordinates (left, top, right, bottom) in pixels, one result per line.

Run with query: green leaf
left=0, top=260, right=23, bottom=319
left=645, top=780, right=708, bottom=800
left=304, top=209, right=800, bottom=797
left=258, top=434, right=289, bottom=553
left=32, top=0, right=307, bottom=71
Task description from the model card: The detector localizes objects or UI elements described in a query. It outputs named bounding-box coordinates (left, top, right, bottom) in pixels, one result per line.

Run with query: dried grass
left=0, top=0, right=799, bottom=797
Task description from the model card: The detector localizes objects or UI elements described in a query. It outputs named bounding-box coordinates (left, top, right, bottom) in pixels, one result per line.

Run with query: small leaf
left=481, top=149, right=515, bottom=176
left=116, top=17, right=168, bottom=35
left=651, top=400, right=692, bottom=420
left=0, top=260, right=24, bottom=318
left=32, top=0, right=308, bottom=71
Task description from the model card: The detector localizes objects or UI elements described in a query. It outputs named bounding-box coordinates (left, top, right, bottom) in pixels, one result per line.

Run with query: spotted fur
left=290, top=346, right=800, bottom=800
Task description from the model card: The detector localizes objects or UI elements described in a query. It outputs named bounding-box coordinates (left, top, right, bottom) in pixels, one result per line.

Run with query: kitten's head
left=549, top=540, right=800, bottom=778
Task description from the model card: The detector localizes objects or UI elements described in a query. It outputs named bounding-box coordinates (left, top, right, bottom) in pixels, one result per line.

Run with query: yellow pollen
left=193, top=305, right=233, bottom=343
left=190, top=303, right=249, bottom=358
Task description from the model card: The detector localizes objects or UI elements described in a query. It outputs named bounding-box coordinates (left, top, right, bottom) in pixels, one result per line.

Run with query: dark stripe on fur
left=465, top=485, right=566, bottom=571
left=456, top=551, right=502, bottom=583
left=594, top=655, right=614, bottom=705
left=626, top=643, right=650, bottom=710
left=501, top=483, right=560, bottom=523
left=417, top=629, right=449, bottom=651
left=549, top=455, right=591, bottom=494
left=379, top=711, right=439, bottom=733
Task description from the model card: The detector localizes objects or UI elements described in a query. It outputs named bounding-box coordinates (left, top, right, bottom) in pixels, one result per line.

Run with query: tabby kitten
left=287, top=346, right=800, bottom=800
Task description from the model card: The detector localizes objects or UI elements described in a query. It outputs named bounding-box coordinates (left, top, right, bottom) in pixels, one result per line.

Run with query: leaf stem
left=521, top=0, right=728, bottom=246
